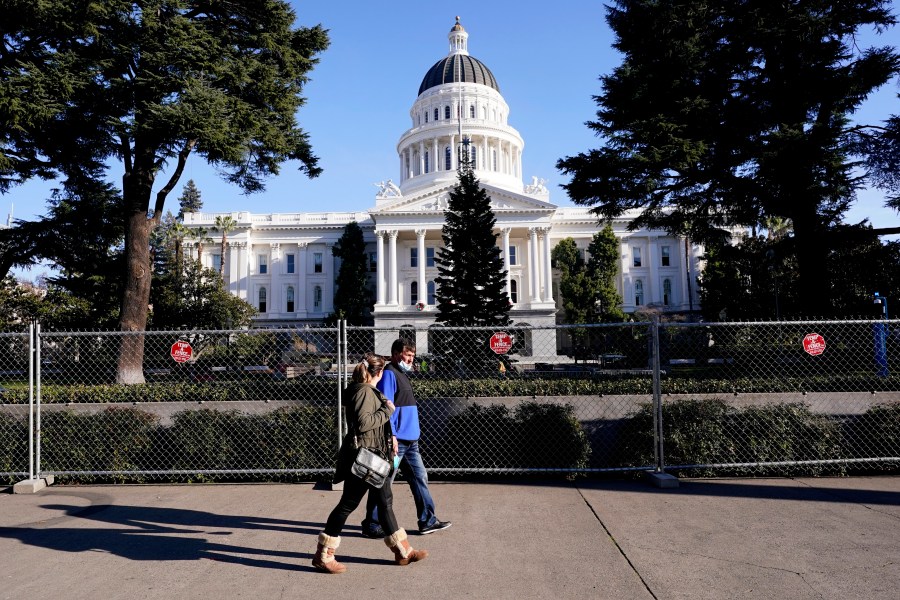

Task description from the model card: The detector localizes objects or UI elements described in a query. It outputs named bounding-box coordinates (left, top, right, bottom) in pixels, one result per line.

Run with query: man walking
left=362, top=338, right=452, bottom=537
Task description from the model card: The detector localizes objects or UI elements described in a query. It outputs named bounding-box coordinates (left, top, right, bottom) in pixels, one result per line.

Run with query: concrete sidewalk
left=1, top=476, right=898, bottom=599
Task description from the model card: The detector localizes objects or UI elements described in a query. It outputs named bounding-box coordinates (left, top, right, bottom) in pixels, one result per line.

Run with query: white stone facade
left=182, top=19, right=705, bottom=341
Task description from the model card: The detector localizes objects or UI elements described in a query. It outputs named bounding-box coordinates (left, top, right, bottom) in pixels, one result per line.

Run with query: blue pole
left=874, top=294, right=889, bottom=377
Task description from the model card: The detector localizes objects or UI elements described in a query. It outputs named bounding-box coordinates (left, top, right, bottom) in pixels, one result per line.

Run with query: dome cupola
left=418, top=16, right=499, bottom=96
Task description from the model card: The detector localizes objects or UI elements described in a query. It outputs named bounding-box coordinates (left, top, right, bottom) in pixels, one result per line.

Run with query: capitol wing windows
left=426, top=247, right=435, bottom=267
left=258, top=254, right=268, bottom=274
left=510, top=279, right=518, bottom=304
left=509, top=245, right=518, bottom=265
left=661, top=245, right=671, bottom=267
left=410, top=281, right=418, bottom=305
left=444, top=105, right=451, bottom=119
left=286, top=253, right=295, bottom=274
left=286, top=286, right=295, bottom=312
left=427, top=280, right=435, bottom=305
left=662, top=278, right=672, bottom=306
left=410, top=247, right=418, bottom=268
left=313, top=285, right=322, bottom=311
left=258, top=287, right=267, bottom=313
left=634, top=279, right=644, bottom=306
left=211, top=253, right=222, bottom=273
left=632, top=247, right=642, bottom=268
left=313, top=252, right=323, bottom=273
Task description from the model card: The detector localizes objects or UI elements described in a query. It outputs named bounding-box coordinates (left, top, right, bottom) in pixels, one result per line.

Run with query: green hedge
left=38, top=405, right=336, bottom=483
left=431, top=401, right=591, bottom=473
left=0, top=413, right=29, bottom=483
left=616, top=399, right=848, bottom=476
left=2, top=372, right=899, bottom=406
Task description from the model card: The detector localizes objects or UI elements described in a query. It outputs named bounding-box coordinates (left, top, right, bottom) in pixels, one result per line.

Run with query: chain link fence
left=0, top=328, right=32, bottom=482
left=2, top=320, right=898, bottom=483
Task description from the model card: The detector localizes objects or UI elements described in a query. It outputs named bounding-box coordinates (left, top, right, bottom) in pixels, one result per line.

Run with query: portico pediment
left=370, top=182, right=557, bottom=216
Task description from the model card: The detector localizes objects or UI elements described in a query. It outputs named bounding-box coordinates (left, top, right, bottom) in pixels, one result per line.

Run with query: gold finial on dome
left=451, top=16, right=465, bottom=32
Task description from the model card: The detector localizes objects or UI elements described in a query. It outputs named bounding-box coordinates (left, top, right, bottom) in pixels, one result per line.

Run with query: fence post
left=28, top=322, right=34, bottom=480
left=648, top=316, right=678, bottom=488
left=35, top=322, right=42, bottom=478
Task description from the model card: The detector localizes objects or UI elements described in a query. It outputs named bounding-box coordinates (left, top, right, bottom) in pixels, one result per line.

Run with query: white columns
left=376, top=231, right=386, bottom=305
left=269, top=243, right=281, bottom=315
left=324, top=243, right=335, bottom=314
left=388, top=230, right=398, bottom=305
left=501, top=227, right=511, bottom=299
left=416, top=229, right=427, bottom=305
left=528, top=228, right=539, bottom=302
left=541, top=228, right=554, bottom=303
left=297, top=242, right=308, bottom=314
left=418, top=141, right=425, bottom=174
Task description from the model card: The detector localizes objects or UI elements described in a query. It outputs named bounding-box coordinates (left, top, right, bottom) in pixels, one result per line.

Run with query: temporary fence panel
left=0, top=329, right=31, bottom=482
left=353, top=323, right=657, bottom=475
left=33, top=327, right=342, bottom=481
left=657, top=320, right=900, bottom=474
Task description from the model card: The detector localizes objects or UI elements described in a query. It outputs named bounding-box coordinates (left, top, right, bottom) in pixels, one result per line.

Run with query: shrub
left=844, top=403, right=900, bottom=464
left=435, top=401, right=591, bottom=472
left=41, top=407, right=159, bottom=482
left=0, top=413, right=28, bottom=483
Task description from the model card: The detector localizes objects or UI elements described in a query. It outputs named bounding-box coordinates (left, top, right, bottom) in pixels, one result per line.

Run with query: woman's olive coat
left=333, top=381, right=394, bottom=483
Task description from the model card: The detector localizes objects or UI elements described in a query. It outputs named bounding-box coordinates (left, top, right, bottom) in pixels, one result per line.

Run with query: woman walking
left=312, top=352, right=428, bottom=573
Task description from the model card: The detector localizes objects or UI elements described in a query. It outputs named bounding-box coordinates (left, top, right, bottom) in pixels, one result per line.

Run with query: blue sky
left=5, top=1, right=900, bottom=277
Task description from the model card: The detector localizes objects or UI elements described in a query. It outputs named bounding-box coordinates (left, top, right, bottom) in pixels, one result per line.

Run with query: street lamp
left=873, top=292, right=889, bottom=377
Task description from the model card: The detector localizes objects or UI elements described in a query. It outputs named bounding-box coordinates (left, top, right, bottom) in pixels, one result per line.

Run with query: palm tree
left=193, top=226, right=213, bottom=266
left=213, top=215, right=238, bottom=278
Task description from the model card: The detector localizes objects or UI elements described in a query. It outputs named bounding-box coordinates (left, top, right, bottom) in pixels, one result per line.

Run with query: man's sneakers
left=419, top=520, right=452, bottom=535
left=361, top=521, right=385, bottom=539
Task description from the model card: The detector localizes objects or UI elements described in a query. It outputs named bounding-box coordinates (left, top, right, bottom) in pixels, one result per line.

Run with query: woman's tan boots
left=312, top=533, right=347, bottom=574
left=385, top=529, right=428, bottom=566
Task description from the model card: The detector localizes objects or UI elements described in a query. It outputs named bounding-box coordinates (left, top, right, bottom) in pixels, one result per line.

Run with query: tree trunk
left=116, top=170, right=156, bottom=384
left=791, top=206, right=830, bottom=317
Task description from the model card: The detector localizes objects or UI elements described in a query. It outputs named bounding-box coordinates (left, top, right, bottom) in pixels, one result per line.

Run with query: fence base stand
left=645, top=471, right=679, bottom=489
left=13, top=474, right=55, bottom=494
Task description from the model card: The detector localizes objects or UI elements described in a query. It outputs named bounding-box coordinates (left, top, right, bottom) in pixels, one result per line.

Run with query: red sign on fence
left=170, top=340, right=193, bottom=363
left=489, top=332, right=513, bottom=354
left=802, top=333, right=826, bottom=356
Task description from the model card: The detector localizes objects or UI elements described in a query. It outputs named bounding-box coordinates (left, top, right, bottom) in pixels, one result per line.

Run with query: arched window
left=434, top=107, right=439, bottom=121
left=258, top=287, right=267, bottom=313
left=634, top=280, right=644, bottom=306
left=313, top=285, right=322, bottom=311
left=444, top=105, right=451, bottom=119
left=286, top=286, right=295, bottom=312
left=510, top=280, right=518, bottom=304
left=410, top=281, right=418, bottom=305
left=424, top=111, right=428, bottom=123
left=427, top=280, right=436, bottom=305
left=469, top=104, right=475, bottom=118
left=663, top=278, right=672, bottom=306
left=424, top=151, right=430, bottom=174
left=445, top=146, right=452, bottom=170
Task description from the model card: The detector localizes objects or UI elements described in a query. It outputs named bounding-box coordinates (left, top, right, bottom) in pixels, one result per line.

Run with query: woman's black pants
left=324, top=473, right=399, bottom=537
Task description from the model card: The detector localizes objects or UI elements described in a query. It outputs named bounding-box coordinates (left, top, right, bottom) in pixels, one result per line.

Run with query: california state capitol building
left=183, top=18, right=705, bottom=354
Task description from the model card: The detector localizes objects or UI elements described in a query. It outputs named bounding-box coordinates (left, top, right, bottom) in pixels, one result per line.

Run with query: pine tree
left=434, top=157, right=510, bottom=374
left=177, top=180, right=203, bottom=218
left=435, top=160, right=510, bottom=327
left=331, top=221, right=372, bottom=326
left=587, top=225, right=624, bottom=322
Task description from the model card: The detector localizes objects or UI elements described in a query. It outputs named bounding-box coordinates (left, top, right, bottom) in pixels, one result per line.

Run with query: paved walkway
left=1, top=476, right=898, bottom=599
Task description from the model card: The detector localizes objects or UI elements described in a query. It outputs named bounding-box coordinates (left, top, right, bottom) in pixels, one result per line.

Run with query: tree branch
left=152, top=139, right=196, bottom=222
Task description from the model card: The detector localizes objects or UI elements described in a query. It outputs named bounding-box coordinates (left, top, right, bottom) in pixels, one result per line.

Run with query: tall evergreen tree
left=434, top=157, right=510, bottom=373
left=557, top=0, right=899, bottom=316
left=434, top=160, right=510, bottom=327
left=177, top=180, right=203, bottom=218
left=587, top=225, right=625, bottom=322
left=0, top=1, right=329, bottom=382
left=330, top=221, right=372, bottom=325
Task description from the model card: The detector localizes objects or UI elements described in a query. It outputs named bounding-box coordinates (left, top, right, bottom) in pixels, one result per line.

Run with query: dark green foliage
left=330, top=221, right=373, bottom=326
left=0, top=1, right=330, bottom=380
left=515, top=402, right=591, bottom=471
left=844, top=403, right=900, bottom=460
left=178, top=180, right=203, bottom=218
left=558, top=0, right=900, bottom=316
left=41, top=408, right=160, bottom=483
left=434, top=164, right=510, bottom=327
left=0, top=413, right=28, bottom=483
left=439, top=404, right=517, bottom=469
left=618, top=399, right=844, bottom=476
left=435, top=401, right=591, bottom=472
